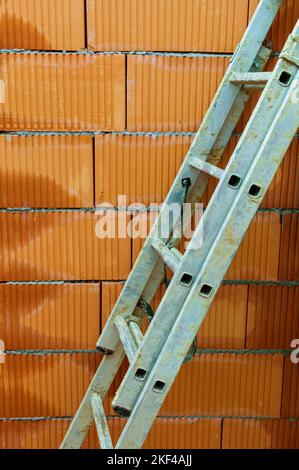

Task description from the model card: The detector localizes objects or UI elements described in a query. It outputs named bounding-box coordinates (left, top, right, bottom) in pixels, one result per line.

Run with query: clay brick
left=197, top=284, right=248, bottom=349
left=261, top=138, right=299, bottom=209
left=144, top=417, right=221, bottom=449
left=0, top=353, right=99, bottom=417
left=226, top=212, right=281, bottom=281
left=0, top=53, right=125, bottom=131
left=0, top=284, right=100, bottom=350
left=0, top=353, right=284, bottom=427
left=101, top=282, right=123, bottom=328
left=0, top=211, right=131, bottom=281
left=0, top=417, right=221, bottom=449
left=0, top=0, right=85, bottom=50
left=3, top=416, right=299, bottom=449
left=281, top=359, right=299, bottom=418
left=105, top=417, right=221, bottom=449
left=222, top=418, right=299, bottom=448
left=160, top=353, right=283, bottom=417
left=246, top=285, right=299, bottom=349
left=87, top=0, right=248, bottom=53
left=0, top=420, right=69, bottom=449
left=95, top=134, right=191, bottom=207
left=279, top=213, right=299, bottom=281
left=127, top=55, right=229, bottom=132
left=0, top=135, right=94, bottom=208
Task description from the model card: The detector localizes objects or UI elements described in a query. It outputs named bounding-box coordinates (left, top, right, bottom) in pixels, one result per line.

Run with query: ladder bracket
left=280, top=34, right=299, bottom=67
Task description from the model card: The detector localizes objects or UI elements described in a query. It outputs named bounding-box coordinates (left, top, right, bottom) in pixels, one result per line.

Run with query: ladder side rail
left=59, top=86, right=253, bottom=446
left=60, top=342, right=125, bottom=449
left=91, top=393, right=114, bottom=449
left=140, top=89, right=251, bottom=305
left=97, top=0, right=281, bottom=354
left=112, top=35, right=298, bottom=416
left=139, top=85, right=261, bottom=306
left=116, top=70, right=299, bottom=448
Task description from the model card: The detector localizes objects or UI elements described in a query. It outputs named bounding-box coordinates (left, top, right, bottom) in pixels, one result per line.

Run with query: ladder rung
left=129, top=321, right=143, bottom=347
left=114, top=316, right=137, bottom=363
left=189, top=156, right=224, bottom=179
left=230, top=71, right=272, bottom=85
left=151, top=238, right=182, bottom=273
left=91, top=393, right=113, bottom=449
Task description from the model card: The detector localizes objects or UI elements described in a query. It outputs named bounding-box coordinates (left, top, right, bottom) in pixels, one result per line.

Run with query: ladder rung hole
left=228, top=174, right=242, bottom=189
left=135, top=368, right=147, bottom=381
left=199, top=283, right=214, bottom=298
left=180, top=273, right=193, bottom=287
left=248, top=184, right=262, bottom=198
left=279, top=71, right=292, bottom=86
left=153, top=380, right=166, bottom=394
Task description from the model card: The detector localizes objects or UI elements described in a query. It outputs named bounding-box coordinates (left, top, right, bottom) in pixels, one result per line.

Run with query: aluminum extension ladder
left=61, top=0, right=299, bottom=449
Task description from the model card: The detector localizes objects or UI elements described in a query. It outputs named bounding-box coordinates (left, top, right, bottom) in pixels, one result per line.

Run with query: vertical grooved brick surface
left=0, top=54, right=126, bottom=131
left=0, top=212, right=131, bottom=280
left=0, top=135, right=94, bottom=208
left=0, top=354, right=99, bottom=417
left=222, top=419, right=299, bottom=448
left=226, top=212, right=281, bottom=281
left=279, top=213, right=299, bottom=281
left=0, top=0, right=85, bottom=50
left=160, top=354, right=283, bottom=417
left=246, top=285, right=299, bottom=349
left=87, top=0, right=248, bottom=53
left=281, top=359, right=299, bottom=418
left=127, top=55, right=229, bottom=132
left=95, top=134, right=191, bottom=206
left=0, top=284, right=100, bottom=350
left=0, top=417, right=222, bottom=449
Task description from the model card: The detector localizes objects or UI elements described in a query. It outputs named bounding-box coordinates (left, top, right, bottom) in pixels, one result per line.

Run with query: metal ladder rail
left=111, top=25, right=297, bottom=416
left=116, top=56, right=299, bottom=448
left=60, top=0, right=284, bottom=449
left=96, top=0, right=283, bottom=355
left=60, top=342, right=125, bottom=448
left=138, top=44, right=271, bottom=326
left=59, top=79, right=257, bottom=448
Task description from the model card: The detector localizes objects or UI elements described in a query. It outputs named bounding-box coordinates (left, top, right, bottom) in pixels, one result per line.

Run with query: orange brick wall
left=0, top=0, right=298, bottom=449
